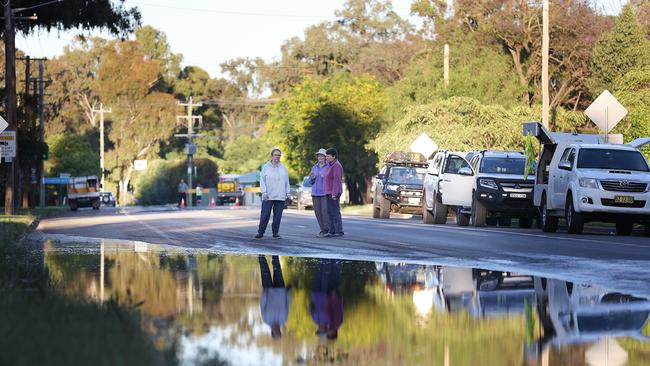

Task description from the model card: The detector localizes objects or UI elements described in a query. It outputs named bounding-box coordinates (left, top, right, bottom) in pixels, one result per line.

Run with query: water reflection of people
left=310, top=259, right=343, bottom=340
left=258, top=255, right=291, bottom=339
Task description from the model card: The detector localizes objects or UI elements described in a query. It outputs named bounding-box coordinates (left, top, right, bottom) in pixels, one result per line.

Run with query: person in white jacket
left=258, top=255, right=290, bottom=339
left=256, top=148, right=290, bottom=239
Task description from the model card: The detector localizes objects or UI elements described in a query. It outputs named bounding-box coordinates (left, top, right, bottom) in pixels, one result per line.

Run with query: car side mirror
left=376, top=173, right=385, bottom=180
left=558, top=160, right=572, bottom=171
left=458, top=167, right=473, bottom=176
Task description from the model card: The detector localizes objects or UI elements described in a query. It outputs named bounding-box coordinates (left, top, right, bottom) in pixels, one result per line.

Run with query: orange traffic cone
left=235, top=196, right=241, bottom=206
left=209, top=196, right=216, bottom=207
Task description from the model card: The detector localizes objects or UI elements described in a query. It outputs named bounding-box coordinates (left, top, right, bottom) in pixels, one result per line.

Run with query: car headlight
left=386, top=184, right=400, bottom=191
left=479, top=179, right=498, bottom=190
left=578, top=178, right=598, bottom=189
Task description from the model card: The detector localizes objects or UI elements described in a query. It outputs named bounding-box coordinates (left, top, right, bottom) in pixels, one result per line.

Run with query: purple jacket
left=310, top=163, right=330, bottom=196
left=324, top=159, right=343, bottom=196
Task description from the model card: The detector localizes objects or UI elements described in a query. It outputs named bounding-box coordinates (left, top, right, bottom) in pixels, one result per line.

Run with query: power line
left=125, top=1, right=338, bottom=19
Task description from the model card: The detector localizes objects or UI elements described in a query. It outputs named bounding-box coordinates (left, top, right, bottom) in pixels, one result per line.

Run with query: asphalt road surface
left=36, top=206, right=650, bottom=297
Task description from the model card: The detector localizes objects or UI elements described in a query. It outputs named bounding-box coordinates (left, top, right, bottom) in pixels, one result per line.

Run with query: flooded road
left=3, top=236, right=648, bottom=365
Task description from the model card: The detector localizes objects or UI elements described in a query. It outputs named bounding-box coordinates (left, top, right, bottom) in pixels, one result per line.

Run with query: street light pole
left=542, top=0, right=550, bottom=130
left=4, top=0, right=17, bottom=215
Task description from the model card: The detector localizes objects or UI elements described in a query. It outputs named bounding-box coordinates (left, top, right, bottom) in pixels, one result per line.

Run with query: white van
left=524, top=122, right=650, bottom=235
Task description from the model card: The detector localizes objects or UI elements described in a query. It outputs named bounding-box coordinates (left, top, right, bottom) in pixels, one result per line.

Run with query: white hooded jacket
left=260, top=161, right=290, bottom=200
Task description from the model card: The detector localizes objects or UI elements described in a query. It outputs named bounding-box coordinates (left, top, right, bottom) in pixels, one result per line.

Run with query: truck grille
left=601, top=199, right=646, bottom=208
left=600, top=180, right=648, bottom=193
left=500, top=181, right=534, bottom=192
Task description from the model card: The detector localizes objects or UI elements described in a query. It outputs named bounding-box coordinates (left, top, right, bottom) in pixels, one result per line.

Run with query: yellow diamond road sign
left=585, top=90, right=628, bottom=134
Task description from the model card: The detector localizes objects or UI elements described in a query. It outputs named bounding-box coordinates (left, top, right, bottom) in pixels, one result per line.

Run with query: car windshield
left=302, top=177, right=313, bottom=188
left=388, top=167, right=426, bottom=184
left=577, top=149, right=649, bottom=171
left=480, top=157, right=527, bottom=175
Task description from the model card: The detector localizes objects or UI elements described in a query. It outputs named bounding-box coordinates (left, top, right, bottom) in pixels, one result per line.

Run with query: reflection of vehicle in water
left=375, top=263, right=534, bottom=317
left=534, top=277, right=650, bottom=344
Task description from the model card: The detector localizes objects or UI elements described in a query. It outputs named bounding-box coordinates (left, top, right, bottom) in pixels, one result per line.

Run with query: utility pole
left=92, top=103, right=111, bottom=192
left=4, top=1, right=17, bottom=215
left=542, top=0, right=550, bottom=129
left=38, top=59, right=46, bottom=207
left=443, top=43, right=450, bottom=88
left=176, top=97, right=202, bottom=208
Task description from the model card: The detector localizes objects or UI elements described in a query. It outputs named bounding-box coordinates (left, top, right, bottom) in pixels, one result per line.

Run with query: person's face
left=271, top=150, right=281, bottom=163
left=326, top=154, right=335, bottom=163
left=317, top=154, right=325, bottom=163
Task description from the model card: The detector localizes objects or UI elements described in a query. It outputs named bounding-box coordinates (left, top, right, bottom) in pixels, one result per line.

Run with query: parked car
left=99, top=192, right=116, bottom=207
left=373, top=152, right=428, bottom=219
left=524, top=122, right=650, bottom=235
left=466, top=150, right=537, bottom=228
left=287, top=185, right=300, bottom=208
left=422, top=151, right=475, bottom=225
left=296, top=176, right=313, bottom=210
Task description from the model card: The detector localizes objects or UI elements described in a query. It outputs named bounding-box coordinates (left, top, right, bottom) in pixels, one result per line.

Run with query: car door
left=424, top=154, right=443, bottom=208
left=375, top=166, right=387, bottom=198
left=440, top=154, right=475, bottom=207
left=552, top=148, right=573, bottom=208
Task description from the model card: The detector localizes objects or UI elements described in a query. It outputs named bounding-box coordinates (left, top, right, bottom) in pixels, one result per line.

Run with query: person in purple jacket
left=323, top=148, right=344, bottom=237
left=309, top=148, right=331, bottom=237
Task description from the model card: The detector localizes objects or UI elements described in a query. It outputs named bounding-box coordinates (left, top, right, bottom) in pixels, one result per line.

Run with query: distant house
left=238, top=171, right=261, bottom=206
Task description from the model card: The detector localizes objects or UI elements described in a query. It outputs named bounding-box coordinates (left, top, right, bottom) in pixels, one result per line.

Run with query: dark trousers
left=326, top=195, right=343, bottom=234
left=178, top=193, right=185, bottom=206
left=313, top=259, right=342, bottom=292
left=312, top=195, right=330, bottom=233
left=259, top=255, right=285, bottom=288
left=258, top=200, right=285, bottom=235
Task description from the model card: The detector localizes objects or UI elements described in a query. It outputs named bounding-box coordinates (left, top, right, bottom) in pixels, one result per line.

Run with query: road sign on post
left=409, top=133, right=438, bottom=159
left=0, top=131, right=16, bottom=162
left=0, top=115, right=7, bottom=133
left=585, top=90, right=628, bottom=142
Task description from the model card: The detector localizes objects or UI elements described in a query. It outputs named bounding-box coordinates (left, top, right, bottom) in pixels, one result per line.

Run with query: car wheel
left=518, top=217, right=533, bottom=229
left=456, top=209, right=470, bottom=226
left=432, top=194, right=447, bottom=224
left=379, top=195, right=391, bottom=219
left=565, top=195, right=584, bottom=234
left=615, top=222, right=634, bottom=236
left=372, top=192, right=381, bottom=219
left=540, top=194, right=558, bottom=233
left=472, top=196, right=487, bottom=227
left=422, top=193, right=434, bottom=224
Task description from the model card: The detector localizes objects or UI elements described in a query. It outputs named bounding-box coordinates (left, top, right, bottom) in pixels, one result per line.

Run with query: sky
left=15, top=0, right=626, bottom=78
left=16, top=0, right=415, bottom=78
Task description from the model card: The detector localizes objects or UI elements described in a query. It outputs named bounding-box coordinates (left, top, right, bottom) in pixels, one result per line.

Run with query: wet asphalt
left=35, top=206, right=650, bottom=297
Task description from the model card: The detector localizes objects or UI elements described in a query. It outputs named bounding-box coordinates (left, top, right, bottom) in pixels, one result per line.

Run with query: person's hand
left=262, top=193, right=269, bottom=201
left=309, top=172, right=316, bottom=180
left=335, top=193, right=341, bottom=202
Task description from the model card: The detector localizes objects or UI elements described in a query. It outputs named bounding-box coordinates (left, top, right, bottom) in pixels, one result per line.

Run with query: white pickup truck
left=524, top=122, right=650, bottom=235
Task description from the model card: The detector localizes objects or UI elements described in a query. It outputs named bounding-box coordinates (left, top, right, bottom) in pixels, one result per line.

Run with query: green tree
left=135, top=25, right=182, bottom=90
left=590, top=5, right=650, bottom=93
left=613, top=65, right=650, bottom=158
left=45, top=134, right=99, bottom=177
left=219, top=135, right=272, bottom=174
left=268, top=74, right=387, bottom=203
left=97, top=40, right=177, bottom=204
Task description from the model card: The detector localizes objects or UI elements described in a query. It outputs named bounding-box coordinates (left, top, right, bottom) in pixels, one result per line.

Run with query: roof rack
left=383, top=151, right=428, bottom=165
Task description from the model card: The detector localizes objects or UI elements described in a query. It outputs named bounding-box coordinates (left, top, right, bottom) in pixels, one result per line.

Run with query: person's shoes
left=323, top=233, right=333, bottom=238
left=332, top=232, right=344, bottom=237
left=272, top=234, right=282, bottom=239
left=254, top=233, right=263, bottom=239
left=317, top=232, right=327, bottom=237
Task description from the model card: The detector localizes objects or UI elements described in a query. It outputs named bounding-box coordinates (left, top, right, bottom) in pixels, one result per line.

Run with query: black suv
left=467, top=151, right=537, bottom=228
left=373, top=152, right=428, bottom=219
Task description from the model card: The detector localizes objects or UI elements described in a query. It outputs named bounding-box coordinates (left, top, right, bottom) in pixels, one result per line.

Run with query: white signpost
left=134, top=159, right=148, bottom=171
left=0, top=115, right=7, bottom=133
left=409, top=133, right=438, bottom=159
left=584, top=90, right=628, bottom=143
left=0, top=131, right=17, bottom=162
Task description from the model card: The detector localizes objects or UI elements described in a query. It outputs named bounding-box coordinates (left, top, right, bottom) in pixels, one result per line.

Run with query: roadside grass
left=341, top=203, right=373, bottom=216
left=0, top=215, right=34, bottom=249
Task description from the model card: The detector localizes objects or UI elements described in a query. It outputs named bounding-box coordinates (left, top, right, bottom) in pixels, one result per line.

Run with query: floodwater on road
left=1, top=236, right=649, bottom=366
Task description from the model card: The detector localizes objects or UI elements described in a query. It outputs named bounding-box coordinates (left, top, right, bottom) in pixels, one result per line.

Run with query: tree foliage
left=613, top=65, right=650, bottom=158
left=267, top=74, right=386, bottom=203
left=370, top=97, right=586, bottom=159
left=590, top=5, right=650, bottom=93
left=45, top=134, right=99, bottom=177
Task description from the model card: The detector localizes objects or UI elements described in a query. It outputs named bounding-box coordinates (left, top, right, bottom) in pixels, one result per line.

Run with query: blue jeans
left=258, top=200, right=285, bottom=235
left=326, top=195, right=343, bottom=234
